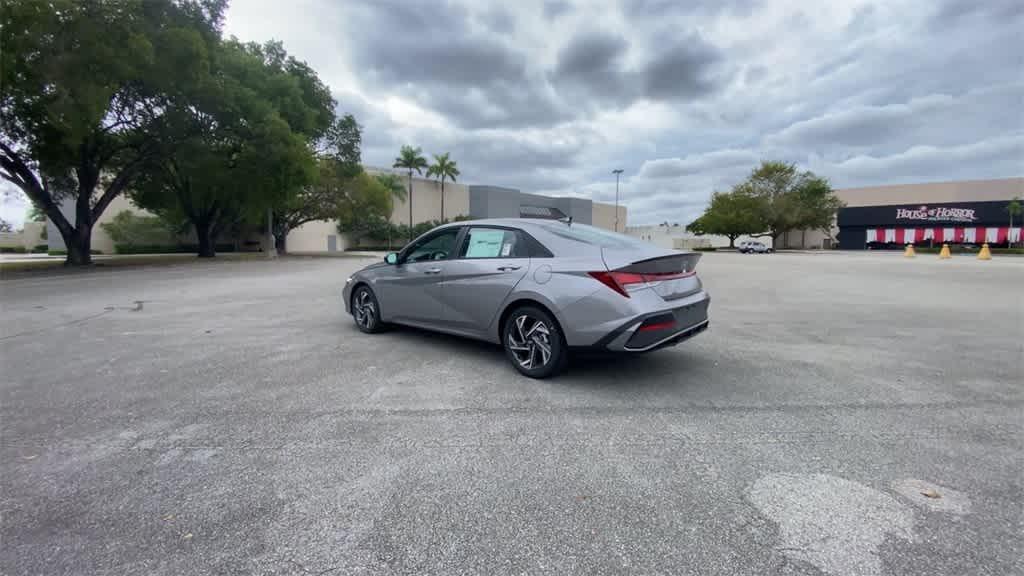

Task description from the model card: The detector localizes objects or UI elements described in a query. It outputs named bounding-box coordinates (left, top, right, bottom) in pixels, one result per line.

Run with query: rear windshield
left=536, top=222, right=650, bottom=250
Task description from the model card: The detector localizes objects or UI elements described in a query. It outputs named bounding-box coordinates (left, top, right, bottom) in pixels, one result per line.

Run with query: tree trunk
left=440, top=179, right=445, bottom=221
left=196, top=223, right=216, bottom=258
left=64, top=226, right=93, bottom=266
left=275, top=232, right=287, bottom=254
left=407, top=170, right=414, bottom=242
left=728, top=235, right=737, bottom=248
left=801, top=229, right=806, bottom=248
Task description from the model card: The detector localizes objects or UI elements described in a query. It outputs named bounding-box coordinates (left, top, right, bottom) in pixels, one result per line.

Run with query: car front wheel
left=351, top=285, right=385, bottom=333
left=503, top=306, right=568, bottom=378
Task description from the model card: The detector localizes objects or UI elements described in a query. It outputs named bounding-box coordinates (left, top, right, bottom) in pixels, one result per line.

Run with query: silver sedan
left=343, top=219, right=710, bottom=378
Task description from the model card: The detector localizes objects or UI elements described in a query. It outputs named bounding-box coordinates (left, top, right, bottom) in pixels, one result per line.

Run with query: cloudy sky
left=2, top=0, right=1020, bottom=228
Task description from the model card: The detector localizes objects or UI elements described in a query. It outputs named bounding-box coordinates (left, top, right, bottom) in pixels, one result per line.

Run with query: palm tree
left=426, top=152, right=460, bottom=221
left=393, top=145, right=428, bottom=241
left=1008, top=196, right=1022, bottom=248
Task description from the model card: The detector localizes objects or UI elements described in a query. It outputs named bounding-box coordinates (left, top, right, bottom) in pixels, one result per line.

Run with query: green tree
left=733, top=161, right=840, bottom=245
left=336, top=171, right=393, bottom=242
left=374, top=173, right=407, bottom=250
left=0, top=218, right=12, bottom=233
left=133, top=39, right=330, bottom=257
left=26, top=203, right=46, bottom=223
left=393, top=145, right=428, bottom=241
left=686, top=190, right=764, bottom=248
left=99, top=210, right=177, bottom=250
left=1007, top=197, right=1021, bottom=248
left=426, top=152, right=460, bottom=221
left=272, top=114, right=362, bottom=253
left=0, top=0, right=225, bottom=265
left=792, top=173, right=844, bottom=247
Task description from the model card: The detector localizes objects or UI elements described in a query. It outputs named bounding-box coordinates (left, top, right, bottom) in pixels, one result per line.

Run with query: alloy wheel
left=353, top=289, right=376, bottom=329
left=506, top=314, right=552, bottom=370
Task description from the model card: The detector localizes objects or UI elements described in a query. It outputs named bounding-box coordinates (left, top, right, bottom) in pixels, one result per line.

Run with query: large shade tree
left=393, top=145, right=428, bottom=241
left=686, top=190, right=764, bottom=248
left=0, top=0, right=225, bottom=265
left=734, top=161, right=840, bottom=245
left=426, top=152, right=460, bottom=220
left=132, top=39, right=333, bottom=257
left=271, top=114, right=361, bottom=253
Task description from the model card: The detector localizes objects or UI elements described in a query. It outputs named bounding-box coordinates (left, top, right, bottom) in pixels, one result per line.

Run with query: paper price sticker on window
left=465, top=230, right=505, bottom=258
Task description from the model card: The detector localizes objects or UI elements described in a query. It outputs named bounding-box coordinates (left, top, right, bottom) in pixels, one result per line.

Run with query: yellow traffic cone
left=904, top=244, right=915, bottom=258
left=938, top=243, right=951, bottom=259
left=977, top=243, right=992, bottom=260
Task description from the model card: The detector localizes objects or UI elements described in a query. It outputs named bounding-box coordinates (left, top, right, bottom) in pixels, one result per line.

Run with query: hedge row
left=114, top=244, right=237, bottom=254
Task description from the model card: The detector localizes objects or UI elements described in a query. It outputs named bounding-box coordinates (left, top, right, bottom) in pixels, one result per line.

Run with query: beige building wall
left=286, top=220, right=350, bottom=253
left=375, top=171, right=470, bottom=225
left=591, top=202, right=628, bottom=232
left=834, top=177, right=1023, bottom=206
left=20, top=221, right=45, bottom=248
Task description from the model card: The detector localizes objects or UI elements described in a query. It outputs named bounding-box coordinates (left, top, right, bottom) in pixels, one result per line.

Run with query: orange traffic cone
left=904, top=244, right=916, bottom=258
left=977, top=243, right=992, bottom=260
left=938, top=243, right=951, bottom=259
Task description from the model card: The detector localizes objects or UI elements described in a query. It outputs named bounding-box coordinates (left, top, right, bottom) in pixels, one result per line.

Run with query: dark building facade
left=837, top=200, right=1021, bottom=249
left=779, top=178, right=1023, bottom=250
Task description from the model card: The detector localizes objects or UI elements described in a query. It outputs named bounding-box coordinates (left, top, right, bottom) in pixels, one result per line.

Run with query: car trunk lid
left=600, top=248, right=702, bottom=300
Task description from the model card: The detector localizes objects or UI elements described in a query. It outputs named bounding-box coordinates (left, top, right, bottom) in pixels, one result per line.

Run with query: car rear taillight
left=588, top=270, right=695, bottom=298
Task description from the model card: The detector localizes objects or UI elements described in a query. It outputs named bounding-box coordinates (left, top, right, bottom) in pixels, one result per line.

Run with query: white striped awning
left=865, top=227, right=1021, bottom=244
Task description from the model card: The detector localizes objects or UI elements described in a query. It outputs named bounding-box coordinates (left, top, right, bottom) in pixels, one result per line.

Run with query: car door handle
left=497, top=265, right=521, bottom=272
left=425, top=268, right=442, bottom=274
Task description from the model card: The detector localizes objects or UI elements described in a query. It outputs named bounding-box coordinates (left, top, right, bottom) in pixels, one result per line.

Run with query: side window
left=403, top=229, right=460, bottom=263
left=460, top=228, right=528, bottom=259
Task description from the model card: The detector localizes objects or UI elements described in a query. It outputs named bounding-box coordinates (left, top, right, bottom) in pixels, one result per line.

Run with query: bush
left=32, top=244, right=48, bottom=253
left=693, top=246, right=717, bottom=252
left=361, top=215, right=472, bottom=244
left=0, top=246, right=27, bottom=253
left=346, top=246, right=393, bottom=252
left=47, top=249, right=102, bottom=256
left=100, top=210, right=176, bottom=249
left=114, top=243, right=237, bottom=254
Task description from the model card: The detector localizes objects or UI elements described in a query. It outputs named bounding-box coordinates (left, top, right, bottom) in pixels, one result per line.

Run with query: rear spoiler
left=601, top=248, right=701, bottom=273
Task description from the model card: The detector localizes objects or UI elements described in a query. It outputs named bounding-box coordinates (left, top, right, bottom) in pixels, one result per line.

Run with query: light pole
left=612, top=169, right=624, bottom=232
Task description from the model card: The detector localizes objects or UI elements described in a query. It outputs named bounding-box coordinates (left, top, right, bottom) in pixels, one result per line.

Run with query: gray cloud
left=553, top=30, right=725, bottom=106
left=543, top=0, right=571, bottom=18
left=642, top=36, right=722, bottom=99
left=214, top=0, right=1024, bottom=228
left=640, top=149, right=759, bottom=179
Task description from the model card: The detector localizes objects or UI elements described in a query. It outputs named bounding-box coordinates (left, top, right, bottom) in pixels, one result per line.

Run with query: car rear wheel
left=503, top=306, right=567, bottom=378
left=352, top=285, right=385, bottom=333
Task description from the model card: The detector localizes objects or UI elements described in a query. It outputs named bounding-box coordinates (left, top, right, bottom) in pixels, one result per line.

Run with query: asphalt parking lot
left=1, top=252, right=1021, bottom=575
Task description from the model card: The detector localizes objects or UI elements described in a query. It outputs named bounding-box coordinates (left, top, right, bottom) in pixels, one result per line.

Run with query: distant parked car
left=343, top=219, right=710, bottom=378
left=738, top=241, right=771, bottom=253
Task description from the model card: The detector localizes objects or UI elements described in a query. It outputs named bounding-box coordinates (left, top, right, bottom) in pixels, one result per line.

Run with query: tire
left=351, top=285, right=386, bottom=334
left=502, top=305, right=568, bottom=378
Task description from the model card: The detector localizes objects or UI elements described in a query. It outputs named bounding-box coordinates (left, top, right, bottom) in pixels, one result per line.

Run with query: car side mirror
left=385, top=252, right=398, bottom=265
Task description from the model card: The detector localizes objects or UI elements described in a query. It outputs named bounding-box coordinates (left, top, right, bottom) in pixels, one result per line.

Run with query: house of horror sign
left=837, top=200, right=1010, bottom=228
left=895, top=206, right=977, bottom=223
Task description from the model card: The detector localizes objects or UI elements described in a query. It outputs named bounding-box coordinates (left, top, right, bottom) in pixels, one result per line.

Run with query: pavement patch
left=748, top=472, right=914, bottom=576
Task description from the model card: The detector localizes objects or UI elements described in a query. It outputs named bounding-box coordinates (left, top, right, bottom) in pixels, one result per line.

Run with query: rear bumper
left=583, top=290, right=711, bottom=352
